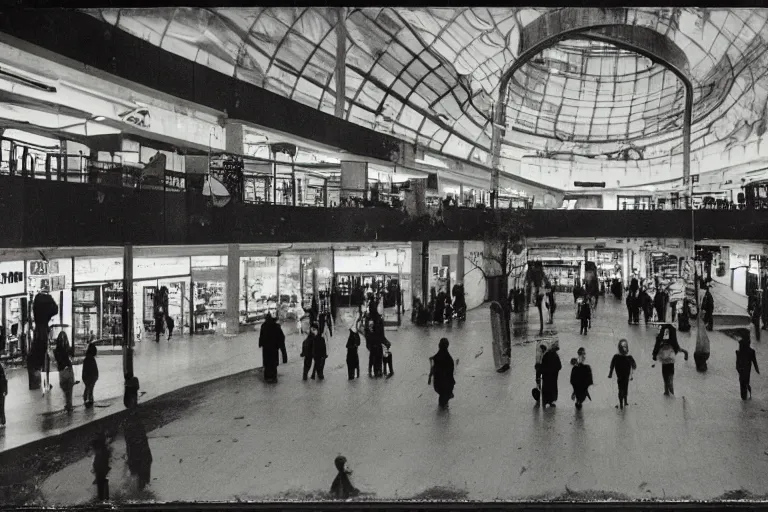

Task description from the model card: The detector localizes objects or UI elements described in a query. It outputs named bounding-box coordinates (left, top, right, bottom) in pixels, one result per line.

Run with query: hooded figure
left=540, top=340, right=562, bottom=407
left=428, top=338, right=456, bottom=409
left=346, top=326, right=361, bottom=380
left=678, top=298, right=691, bottom=332
left=654, top=290, right=667, bottom=323
left=82, top=343, right=99, bottom=407
left=330, top=455, right=359, bottom=499
left=736, top=334, right=760, bottom=400
left=259, top=313, right=288, bottom=384
left=570, top=347, right=593, bottom=409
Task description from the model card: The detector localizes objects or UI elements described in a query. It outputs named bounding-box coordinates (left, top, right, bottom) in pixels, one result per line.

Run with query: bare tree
left=465, top=210, right=529, bottom=337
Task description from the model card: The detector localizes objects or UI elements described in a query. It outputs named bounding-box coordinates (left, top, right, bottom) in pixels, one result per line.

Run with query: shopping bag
left=532, top=387, right=541, bottom=402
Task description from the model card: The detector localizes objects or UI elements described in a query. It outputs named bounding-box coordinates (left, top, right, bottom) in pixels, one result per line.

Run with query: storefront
left=132, top=257, right=191, bottom=340
left=27, top=258, right=73, bottom=343
left=72, top=257, right=124, bottom=347
left=285, top=249, right=333, bottom=318
left=0, top=260, right=26, bottom=357
left=334, top=247, right=411, bottom=320
left=585, top=249, right=623, bottom=292
left=191, top=256, right=228, bottom=334
left=527, top=245, right=583, bottom=292
left=240, top=256, right=278, bottom=327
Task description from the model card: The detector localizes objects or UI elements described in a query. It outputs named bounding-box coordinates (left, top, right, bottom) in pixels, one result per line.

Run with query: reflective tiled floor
left=25, top=287, right=768, bottom=504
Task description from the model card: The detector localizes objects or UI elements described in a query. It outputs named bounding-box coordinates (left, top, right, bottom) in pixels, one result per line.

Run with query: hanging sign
left=120, top=107, right=151, bottom=129
left=0, top=260, right=25, bottom=297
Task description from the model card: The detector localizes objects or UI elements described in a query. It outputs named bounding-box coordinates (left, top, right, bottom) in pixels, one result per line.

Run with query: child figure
left=608, top=339, right=637, bottom=410
left=0, top=362, right=6, bottom=428
left=736, top=334, right=760, bottom=400
left=652, top=324, right=689, bottom=396
left=91, top=431, right=112, bottom=501
left=346, top=326, right=361, bottom=380
left=383, top=344, right=394, bottom=378
left=330, top=455, right=360, bottom=500
left=578, top=296, right=591, bottom=335
left=569, top=348, right=593, bottom=409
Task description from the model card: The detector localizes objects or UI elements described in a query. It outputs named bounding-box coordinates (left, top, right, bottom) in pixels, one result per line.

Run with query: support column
left=410, top=241, right=424, bottom=306
left=334, top=7, right=347, bottom=119
left=456, top=240, right=465, bottom=286
left=226, top=244, right=241, bottom=336
left=422, top=241, right=430, bottom=302
left=122, top=243, right=134, bottom=379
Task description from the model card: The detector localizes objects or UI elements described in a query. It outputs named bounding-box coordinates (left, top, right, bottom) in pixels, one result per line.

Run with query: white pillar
left=226, top=244, right=241, bottom=336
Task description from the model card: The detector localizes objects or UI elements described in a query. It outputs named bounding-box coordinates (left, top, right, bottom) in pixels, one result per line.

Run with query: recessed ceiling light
left=93, top=116, right=106, bottom=122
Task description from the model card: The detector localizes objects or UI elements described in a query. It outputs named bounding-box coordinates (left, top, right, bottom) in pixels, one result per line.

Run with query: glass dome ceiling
left=85, top=8, right=768, bottom=162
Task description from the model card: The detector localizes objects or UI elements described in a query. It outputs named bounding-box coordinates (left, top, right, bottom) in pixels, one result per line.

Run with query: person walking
left=370, top=319, right=389, bottom=378
left=578, top=295, right=591, bottom=335
left=53, top=332, right=75, bottom=412
left=428, top=337, right=456, bottom=410
left=0, top=362, right=6, bottom=428
left=702, top=287, right=715, bottom=331
left=546, top=289, right=556, bottom=325
left=259, top=313, right=288, bottom=384
left=166, top=314, right=175, bottom=341
left=652, top=324, right=689, bottom=396
left=736, top=333, right=760, bottom=400
left=382, top=343, right=394, bottom=378
left=300, top=323, right=318, bottom=381
left=540, top=340, right=562, bottom=408
left=608, top=339, right=637, bottom=410
left=311, top=325, right=328, bottom=380
left=364, top=320, right=375, bottom=377
left=533, top=343, right=548, bottom=404
left=641, top=289, right=654, bottom=324
left=569, top=347, right=593, bottom=410
left=346, top=326, right=361, bottom=380
left=82, top=342, right=99, bottom=407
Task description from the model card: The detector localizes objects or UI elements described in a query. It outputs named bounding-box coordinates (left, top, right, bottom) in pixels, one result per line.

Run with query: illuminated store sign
left=0, top=260, right=25, bottom=297
left=120, top=107, right=151, bottom=129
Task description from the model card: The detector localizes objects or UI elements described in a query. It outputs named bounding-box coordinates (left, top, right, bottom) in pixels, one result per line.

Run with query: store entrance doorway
left=1, top=295, right=25, bottom=359
left=135, top=278, right=190, bottom=340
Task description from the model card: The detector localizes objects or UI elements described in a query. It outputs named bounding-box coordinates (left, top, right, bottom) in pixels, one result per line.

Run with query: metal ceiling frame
left=489, top=8, right=694, bottom=208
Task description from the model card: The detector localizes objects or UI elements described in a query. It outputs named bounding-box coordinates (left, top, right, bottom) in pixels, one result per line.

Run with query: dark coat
left=736, top=347, right=759, bottom=375
left=430, top=348, right=455, bottom=397
left=313, top=336, right=328, bottom=360
left=300, top=335, right=315, bottom=359
left=570, top=363, right=593, bottom=401
left=82, top=355, right=99, bottom=385
left=0, top=365, right=7, bottom=394
left=53, top=343, right=72, bottom=372
left=702, top=291, right=714, bottom=314
left=540, top=349, right=562, bottom=404
left=259, top=317, right=287, bottom=367
left=346, top=331, right=360, bottom=361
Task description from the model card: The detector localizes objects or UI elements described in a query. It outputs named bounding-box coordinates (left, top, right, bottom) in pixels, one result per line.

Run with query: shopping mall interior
left=2, top=6, right=768, bottom=507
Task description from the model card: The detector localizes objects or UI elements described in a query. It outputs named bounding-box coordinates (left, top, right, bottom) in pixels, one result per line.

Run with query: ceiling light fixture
left=93, top=116, right=106, bottom=122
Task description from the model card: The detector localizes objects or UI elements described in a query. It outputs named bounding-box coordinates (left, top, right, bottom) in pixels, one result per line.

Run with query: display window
left=240, top=256, right=278, bottom=326
left=73, top=257, right=124, bottom=347
left=586, top=249, right=623, bottom=286
left=133, top=277, right=190, bottom=340
left=191, top=259, right=228, bottom=334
